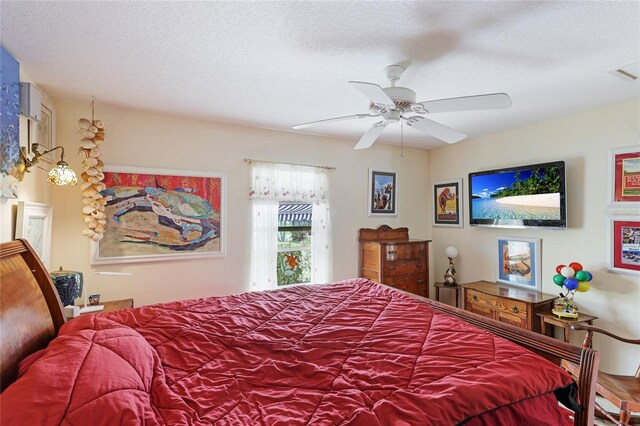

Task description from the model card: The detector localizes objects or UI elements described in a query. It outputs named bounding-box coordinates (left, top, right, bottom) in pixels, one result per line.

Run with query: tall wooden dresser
left=358, top=225, right=431, bottom=297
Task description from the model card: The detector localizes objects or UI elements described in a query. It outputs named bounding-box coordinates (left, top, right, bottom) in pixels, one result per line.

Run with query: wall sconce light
left=78, top=271, right=132, bottom=314
left=443, top=246, right=458, bottom=286
left=18, top=143, right=77, bottom=185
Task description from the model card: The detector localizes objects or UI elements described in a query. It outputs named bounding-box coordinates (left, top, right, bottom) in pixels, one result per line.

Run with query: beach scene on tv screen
left=471, top=166, right=561, bottom=220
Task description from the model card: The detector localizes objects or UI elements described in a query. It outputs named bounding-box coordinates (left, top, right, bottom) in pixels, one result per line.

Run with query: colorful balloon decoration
left=552, top=261, right=593, bottom=318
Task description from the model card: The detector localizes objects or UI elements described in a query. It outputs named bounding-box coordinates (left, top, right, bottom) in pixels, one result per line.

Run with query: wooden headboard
left=0, top=239, right=65, bottom=391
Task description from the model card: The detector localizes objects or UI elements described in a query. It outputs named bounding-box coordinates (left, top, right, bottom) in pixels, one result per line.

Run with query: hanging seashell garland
left=78, top=99, right=107, bottom=241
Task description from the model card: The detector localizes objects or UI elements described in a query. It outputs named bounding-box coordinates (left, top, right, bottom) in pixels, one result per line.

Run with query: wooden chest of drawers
left=358, top=226, right=431, bottom=297
left=461, top=281, right=556, bottom=333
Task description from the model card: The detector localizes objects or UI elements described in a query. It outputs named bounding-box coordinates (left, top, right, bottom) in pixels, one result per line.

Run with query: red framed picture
left=433, top=179, right=463, bottom=227
left=609, top=217, right=640, bottom=275
left=610, top=146, right=640, bottom=206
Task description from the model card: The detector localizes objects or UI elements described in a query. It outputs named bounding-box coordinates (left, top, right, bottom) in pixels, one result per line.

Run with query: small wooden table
left=80, top=298, right=134, bottom=315
left=537, top=311, right=598, bottom=343
left=434, top=281, right=461, bottom=308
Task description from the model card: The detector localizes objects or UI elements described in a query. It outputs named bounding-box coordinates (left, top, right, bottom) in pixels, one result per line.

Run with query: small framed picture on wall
left=433, top=179, right=463, bottom=227
left=368, top=169, right=396, bottom=216
left=609, top=146, right=640, bottom=209
left=496, top=236, right=541, bottom=291
left=608, top=216, right=640, bottom=276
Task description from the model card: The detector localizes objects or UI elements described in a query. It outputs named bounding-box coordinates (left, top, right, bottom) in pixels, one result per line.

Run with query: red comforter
left=1, top=279, right=574, bottom=425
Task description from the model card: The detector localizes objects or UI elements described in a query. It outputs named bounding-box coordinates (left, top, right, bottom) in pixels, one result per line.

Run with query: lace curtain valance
left=249, top=162, right=328, bottom=203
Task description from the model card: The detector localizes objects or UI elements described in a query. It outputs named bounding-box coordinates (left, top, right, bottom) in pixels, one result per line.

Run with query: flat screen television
left=468, top=161, right=566, bottom=229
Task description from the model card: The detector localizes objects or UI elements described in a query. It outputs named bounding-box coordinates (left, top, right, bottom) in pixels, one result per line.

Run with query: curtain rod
left=244, top=159, right=336, bottom=170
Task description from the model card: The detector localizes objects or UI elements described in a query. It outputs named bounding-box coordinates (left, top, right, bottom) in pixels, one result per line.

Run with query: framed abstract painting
left=496, top=236, right=541, bottom=291
left=433, top=179, right=463, bottom=227
left=368, top=169, right=396, bottom=216
left=0, top=46, right=21, bottom=198
left=91, top=165, right=226, bottom=264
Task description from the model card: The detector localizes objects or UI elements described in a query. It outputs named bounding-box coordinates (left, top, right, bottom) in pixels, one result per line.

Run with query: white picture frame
left=368, top=169, right=397, bottom=217
left=31, top=101, right=56, bottom=165
left=15, top=202, right=53, bottom=269
left=607, top=215, right=640, bottom=276
left=607, top=146, right=640, bottom=211
left=496, top=236, right=542, bottom=291
left=433, top=178, right=463, bottom=228
left=91, top=165, right=226, bottom=265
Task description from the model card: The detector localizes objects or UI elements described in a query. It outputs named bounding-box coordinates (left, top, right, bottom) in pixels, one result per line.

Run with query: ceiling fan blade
left=405, top=116, right=466, bottom=144
left=292, top=114, right=377, bottom=130
left=354, top=121, right=389, bottom=150
left=349, top=81, right=396, bottom=107
left=417, top=93, right=512, bottom=114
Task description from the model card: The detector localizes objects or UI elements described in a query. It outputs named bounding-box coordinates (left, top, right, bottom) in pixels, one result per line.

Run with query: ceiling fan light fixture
left=292, top=65, right=510, bottom=149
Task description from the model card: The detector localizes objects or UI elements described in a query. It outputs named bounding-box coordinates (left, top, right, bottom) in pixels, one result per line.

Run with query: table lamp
left=50, top=267, right=83, bottom=307
left=443, top=246, right=458, bottom=286
left=79, top=271, right=131, bottom=314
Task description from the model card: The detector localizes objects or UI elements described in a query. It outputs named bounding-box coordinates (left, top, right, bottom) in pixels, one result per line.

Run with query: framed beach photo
left=91, top=165, right=226, bottom=265
left=608, top=146, right=640, bottom=209
left=607, top=216, right=640, bottom=276
left=368, top=169, right=396, bottom=216
left=496, top=236, right=541, bottom=291
left=433, top=179, right=463, bottom=227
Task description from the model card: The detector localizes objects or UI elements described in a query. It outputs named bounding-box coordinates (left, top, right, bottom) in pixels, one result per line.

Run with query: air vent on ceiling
left=608, top=61, right=639, bottom=82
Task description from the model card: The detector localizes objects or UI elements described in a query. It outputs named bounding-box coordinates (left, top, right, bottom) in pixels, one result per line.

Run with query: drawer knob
left=416, top=264, right=423, bottom=269
left=388, top=266, right=396, bottom=271
left=417, top=280, right=425, bottom=285
left=511, top=306, right=519, bottom=313
left=472, top=295, right=478, bottom=301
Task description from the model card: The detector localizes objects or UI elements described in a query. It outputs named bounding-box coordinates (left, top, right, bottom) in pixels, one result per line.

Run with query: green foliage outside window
left=277, top=250, right=311, bottom=286
left=277, top=204, right=312, bottom=286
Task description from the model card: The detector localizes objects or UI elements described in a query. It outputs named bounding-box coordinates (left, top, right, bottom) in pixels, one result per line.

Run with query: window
left=277, top=203, right=312, bottom=286
left=249, top=161, right=332, bottom=292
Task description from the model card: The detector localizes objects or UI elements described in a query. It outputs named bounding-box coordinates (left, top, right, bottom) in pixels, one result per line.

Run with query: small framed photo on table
left=608, top=216, right=640, bottom=276
left=368, top=169, right=396, bottom=216
left=496, top=236, right=541, bottom=291
left=433, top=179, right=463, bottom=227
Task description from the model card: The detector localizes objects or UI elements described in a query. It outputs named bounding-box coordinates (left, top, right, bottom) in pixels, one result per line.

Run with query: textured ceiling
left=1, top=1, right=639, bottom=149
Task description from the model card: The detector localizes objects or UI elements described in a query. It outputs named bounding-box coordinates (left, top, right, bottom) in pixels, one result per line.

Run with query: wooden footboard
left=398, top=289, right=599, bottom=426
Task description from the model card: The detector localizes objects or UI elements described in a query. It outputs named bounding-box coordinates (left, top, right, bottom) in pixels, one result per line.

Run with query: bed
left=0, top=239, right=599, bottom=425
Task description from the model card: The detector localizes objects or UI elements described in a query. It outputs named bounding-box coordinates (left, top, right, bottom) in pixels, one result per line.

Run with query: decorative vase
left=50, top=268, right=83, bottom=306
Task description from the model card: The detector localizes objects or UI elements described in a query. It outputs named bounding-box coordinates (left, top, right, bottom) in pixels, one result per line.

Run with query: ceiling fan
left=292, top=65, right=512, bottom=149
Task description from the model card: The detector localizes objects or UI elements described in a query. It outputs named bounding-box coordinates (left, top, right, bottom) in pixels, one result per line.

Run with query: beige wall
left=49, top=97, right=431, bottom=307
left=429, top=100, right=640, bottom=374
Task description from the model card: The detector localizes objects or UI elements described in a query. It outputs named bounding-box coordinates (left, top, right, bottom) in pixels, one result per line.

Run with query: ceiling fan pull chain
left=400, top=119, right=404, bottom=157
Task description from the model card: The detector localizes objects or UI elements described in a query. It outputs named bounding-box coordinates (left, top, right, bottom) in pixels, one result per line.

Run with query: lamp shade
left=445, top=246, right=458, bottom=258
left=47, top=161, right=77, bottom=185
left=50, top=268, right=83, bottom=306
